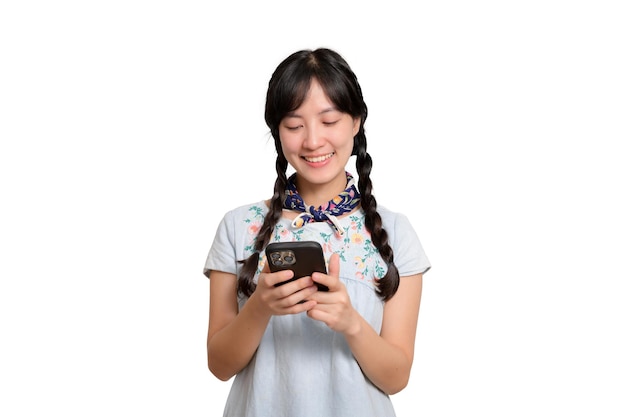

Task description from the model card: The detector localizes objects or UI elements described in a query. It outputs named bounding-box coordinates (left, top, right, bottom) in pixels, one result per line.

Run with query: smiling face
left=278, top=78, right=361, bottom=205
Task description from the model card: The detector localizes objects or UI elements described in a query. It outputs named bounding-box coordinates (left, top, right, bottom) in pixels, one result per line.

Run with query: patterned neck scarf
left=283, top=172, right=361, bottom=236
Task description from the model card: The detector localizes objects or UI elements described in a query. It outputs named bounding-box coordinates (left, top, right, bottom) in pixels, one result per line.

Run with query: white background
left=1, top=1, right=625, bottom=416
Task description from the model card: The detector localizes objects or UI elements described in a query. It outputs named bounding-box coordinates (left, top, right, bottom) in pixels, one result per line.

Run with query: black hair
left=238, top=48, right=400, bottom=301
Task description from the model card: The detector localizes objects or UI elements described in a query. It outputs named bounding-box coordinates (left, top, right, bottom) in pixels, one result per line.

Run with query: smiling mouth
left=303, top=152, right=335, bottom=163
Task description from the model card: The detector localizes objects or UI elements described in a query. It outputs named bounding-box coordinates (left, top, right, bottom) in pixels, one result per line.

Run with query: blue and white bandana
left=283, top=172, right=361, bottom=236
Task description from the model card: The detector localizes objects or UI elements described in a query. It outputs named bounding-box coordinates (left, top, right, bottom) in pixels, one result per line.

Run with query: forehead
left=286, top=79, right=338, bottom=115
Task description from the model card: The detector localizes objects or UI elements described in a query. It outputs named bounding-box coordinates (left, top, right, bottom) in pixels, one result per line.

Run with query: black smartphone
left=265, top=241, right=329, bottom=291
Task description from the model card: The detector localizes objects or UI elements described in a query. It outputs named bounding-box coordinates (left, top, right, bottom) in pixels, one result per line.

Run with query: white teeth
left=304, top=153, right=334, bottom=163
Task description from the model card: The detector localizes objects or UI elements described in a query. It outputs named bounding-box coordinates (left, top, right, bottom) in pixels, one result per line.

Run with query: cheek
left=278, top=135, right=299, bottom=157
left=278, top=130, right=290, bottom=149
left=339, top=128, right=357, bottom=150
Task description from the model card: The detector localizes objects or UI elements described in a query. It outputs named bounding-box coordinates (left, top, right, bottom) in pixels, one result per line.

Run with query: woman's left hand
left=307, top=253, right=361, bottom=335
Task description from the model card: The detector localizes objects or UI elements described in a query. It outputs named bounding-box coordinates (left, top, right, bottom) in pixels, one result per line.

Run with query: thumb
left=328, top=253, right=340, bottom=278
left=261, top=258, right=270, bottom=273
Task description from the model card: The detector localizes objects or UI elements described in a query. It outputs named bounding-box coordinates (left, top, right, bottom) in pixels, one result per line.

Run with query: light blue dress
left=204, top=202, right=430, bottom=417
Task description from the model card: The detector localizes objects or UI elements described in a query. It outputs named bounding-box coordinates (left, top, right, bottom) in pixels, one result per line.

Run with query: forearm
left=344, top=315, right=412, bottom=395
left=207, top=295, right=271, bottom=381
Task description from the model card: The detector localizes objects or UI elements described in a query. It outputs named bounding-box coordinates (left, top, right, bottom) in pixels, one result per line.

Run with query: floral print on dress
left=243, top=205, right=387, bottom=289
left=243, top=205, right=266, bottom=255
left=343, top=215, right=386, bottom=284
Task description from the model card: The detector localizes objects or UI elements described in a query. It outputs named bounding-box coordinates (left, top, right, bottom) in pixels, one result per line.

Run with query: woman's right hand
left=207, top=266, right=317, bottom=380
left=249, top=263, right=319, bottom=316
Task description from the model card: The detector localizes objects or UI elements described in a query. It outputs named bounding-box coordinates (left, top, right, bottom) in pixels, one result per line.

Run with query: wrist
left=244, top=291, right=273, bottom=321
left=342, top=309, right=364, bottom=338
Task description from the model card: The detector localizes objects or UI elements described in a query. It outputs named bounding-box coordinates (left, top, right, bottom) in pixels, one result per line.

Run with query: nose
left=303, top=123, right=323, bottom=149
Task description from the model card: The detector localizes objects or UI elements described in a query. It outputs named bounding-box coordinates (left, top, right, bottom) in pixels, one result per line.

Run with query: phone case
left=265, top=241, right=329, bottom=291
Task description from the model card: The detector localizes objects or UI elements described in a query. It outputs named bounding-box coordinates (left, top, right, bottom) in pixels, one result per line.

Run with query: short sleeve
left=203, top=211, right=238, bottom=278
left=386, top=212, right=431, bottom=277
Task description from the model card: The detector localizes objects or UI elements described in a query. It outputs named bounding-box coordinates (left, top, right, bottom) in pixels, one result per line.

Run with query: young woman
left=204, top=48, right=430, bottom=417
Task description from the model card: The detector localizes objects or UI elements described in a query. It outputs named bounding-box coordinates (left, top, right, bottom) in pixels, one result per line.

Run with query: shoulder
left=376, top=205, right=413, bottom=230
left=213, top=201, right=269, bottom=238
left=377, top=205, right=431, bottom=276
left=221, top=201, right=269, bottom=221
left=376, top=205, right=421, bottom=251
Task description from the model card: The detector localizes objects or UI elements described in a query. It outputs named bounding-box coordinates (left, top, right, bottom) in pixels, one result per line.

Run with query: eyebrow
left=284, top=107, right=339, bottom=118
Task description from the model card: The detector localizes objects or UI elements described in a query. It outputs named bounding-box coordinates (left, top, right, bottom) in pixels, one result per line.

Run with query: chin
left=299, top=169, right=345, bottom=185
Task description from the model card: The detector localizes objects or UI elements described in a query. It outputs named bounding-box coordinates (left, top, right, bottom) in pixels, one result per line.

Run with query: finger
left=277, top=276, right=317, bottom=295
left=283, top=299, right=317, bottom=315
left=307, top=305, right=335, bottom=326
left=328, top=253, right=340, bottom=278
left=274, top=284, right=318, bottom=314
left=284, top=285, right=319, bottom=307
left=312, top=253, right=340, bottom=291
left=260, top=269, right=294, bottom=287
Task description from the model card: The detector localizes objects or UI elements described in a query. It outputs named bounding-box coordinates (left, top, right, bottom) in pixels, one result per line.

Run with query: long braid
left=354, top=134, right=400, bottom=301
left=238, top=151, right=288, bottom=297
left=243, top=47, right=400, bottom=299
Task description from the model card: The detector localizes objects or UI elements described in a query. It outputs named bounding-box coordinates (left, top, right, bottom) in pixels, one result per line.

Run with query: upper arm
left=380, top=273, right=423, bottom=364
left=208, top=270, right=239, bottom=343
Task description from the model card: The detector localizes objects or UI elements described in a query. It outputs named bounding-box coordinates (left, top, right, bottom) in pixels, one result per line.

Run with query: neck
left=295, top=176, right=348, bottom=208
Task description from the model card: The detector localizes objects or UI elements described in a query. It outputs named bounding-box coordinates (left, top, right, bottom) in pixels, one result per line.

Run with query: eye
left=284, top=125, right=302, bottom=131
left=322, top=120, right=339, bottom=126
